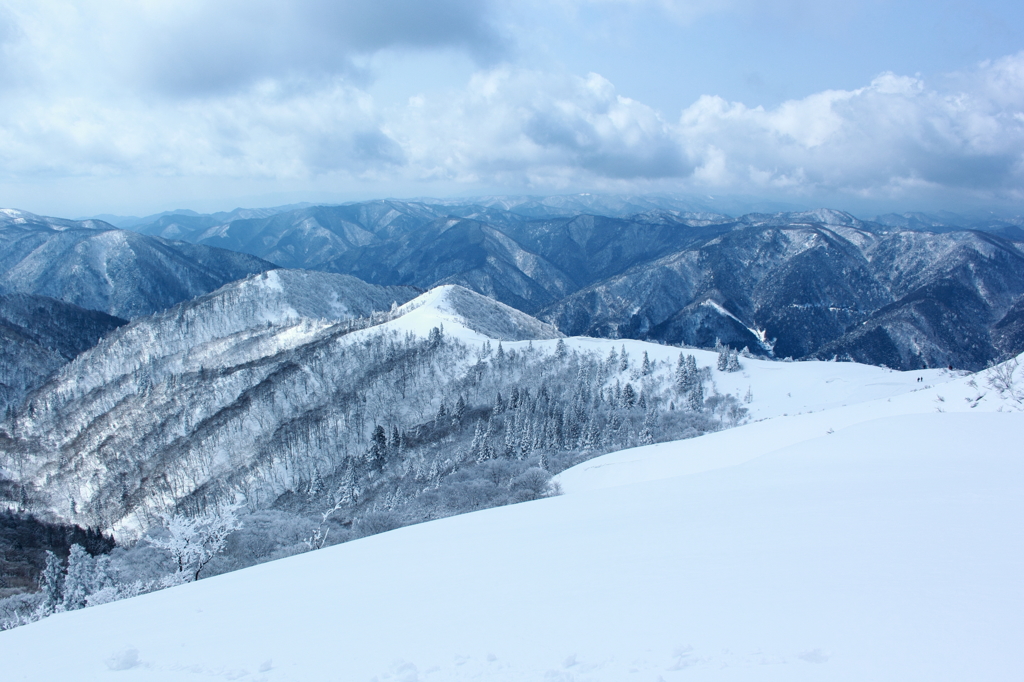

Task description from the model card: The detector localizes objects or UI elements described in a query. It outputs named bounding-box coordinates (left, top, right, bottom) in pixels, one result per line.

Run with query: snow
left=381, top=284, right=562, bottom=343
left=2, top=352, right=1022, bottom=680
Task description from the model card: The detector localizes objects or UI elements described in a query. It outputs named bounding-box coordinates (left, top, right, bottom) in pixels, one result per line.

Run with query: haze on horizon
left=0, top=0, right=1022, bottom=219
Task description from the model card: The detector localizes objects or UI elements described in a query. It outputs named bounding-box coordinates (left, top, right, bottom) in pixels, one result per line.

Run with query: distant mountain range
left=0, top=209, right=274, bottom=318
left=110, top=200, right=1024, bottom=370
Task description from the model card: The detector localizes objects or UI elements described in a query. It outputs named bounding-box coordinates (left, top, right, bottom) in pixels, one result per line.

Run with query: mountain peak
left=389, top=284, right=563, bottom=342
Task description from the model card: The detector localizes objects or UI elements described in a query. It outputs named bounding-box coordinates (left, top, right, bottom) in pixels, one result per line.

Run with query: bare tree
left=149, top=503, right=241, bottom=582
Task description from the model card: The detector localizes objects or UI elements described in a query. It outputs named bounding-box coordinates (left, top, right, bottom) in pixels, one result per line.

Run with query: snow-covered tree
left=39, top=551, right=63, bottom=614
left=726, top=349, right=742, bottom=372
left=716, top=342, right=729, bottom=371
left=687, top=381, right=704, bottom=412
left=149, top=503, right=241, bottom=582
left=61, top=544, right=93, bottom=611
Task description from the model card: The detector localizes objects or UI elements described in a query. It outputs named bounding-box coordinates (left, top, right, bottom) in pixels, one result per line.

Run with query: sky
left=0, top=0, right=1022, bottom=219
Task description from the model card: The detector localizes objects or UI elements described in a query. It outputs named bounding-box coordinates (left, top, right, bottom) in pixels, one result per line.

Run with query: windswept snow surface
left=2, top=359, right=1023, bottom=680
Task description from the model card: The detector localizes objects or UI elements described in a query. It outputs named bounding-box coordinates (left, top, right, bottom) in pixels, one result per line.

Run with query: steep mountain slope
left=0, top=294, right=126, bottom=413
left=119, top=200, right=1024, bottom=369
left=0, top=278, right=575, bottom=539
left=0, top=210, right=274, bottom=318
left=1, top=361, right=1020, bottom=681
left=544, top=223, right=1024, bottom=369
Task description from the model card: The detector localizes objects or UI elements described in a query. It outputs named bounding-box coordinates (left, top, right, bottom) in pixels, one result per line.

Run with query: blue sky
left=1, top=0, right=1022, bottom=218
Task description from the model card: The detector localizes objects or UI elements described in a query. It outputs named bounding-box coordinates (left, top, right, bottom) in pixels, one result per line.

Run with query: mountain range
left=120, top=201, right=1024, bottom=370
left=0, top=209, right=273, bottom=319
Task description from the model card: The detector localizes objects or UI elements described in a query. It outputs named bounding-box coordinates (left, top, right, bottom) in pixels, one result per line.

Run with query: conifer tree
left=622, top=383, right=637, bottom=408
left=726, top=350, right=741, bottom=372
left=688, top=381, right=704, bottom=412
left=640, top=409, right=657, bottom=445
left=675, top=352, right=686, bottom=391
left=61, top=544, right=93, bottom=611
left=39, top=550, right=64, bottom=614
left=370, top=425, right=388, bottom=470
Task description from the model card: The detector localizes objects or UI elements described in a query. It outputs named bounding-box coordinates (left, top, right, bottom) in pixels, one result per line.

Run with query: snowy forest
left=1, top=302, right=748, bottom=628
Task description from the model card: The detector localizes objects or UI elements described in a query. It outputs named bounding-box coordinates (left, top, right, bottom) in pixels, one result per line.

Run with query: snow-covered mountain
left=0, top=293, right=126, bottom=414
left=0, top=210, right=274, bottom=318
left=543, top=221, right=1024, bottom=370
left=118, top=200, right=1024, bottom=369
left=2, top=349, right=1020, bottom=681
left=0, top=278, right=574, bottom=539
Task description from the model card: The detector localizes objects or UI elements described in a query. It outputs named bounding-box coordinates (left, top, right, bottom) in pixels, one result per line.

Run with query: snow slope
left=381, top=284, right=563, bottom=342
left=1, top=359, right=1022, bottom=680
left=555, top=355, right=1008, bottom=493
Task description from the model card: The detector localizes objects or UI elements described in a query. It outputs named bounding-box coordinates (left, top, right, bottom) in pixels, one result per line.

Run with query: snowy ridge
left=383, top=284, right=563, bottom=342
left=1, top=355, right=1021, bottom=680
left=0, top=281, right=567, bottom=539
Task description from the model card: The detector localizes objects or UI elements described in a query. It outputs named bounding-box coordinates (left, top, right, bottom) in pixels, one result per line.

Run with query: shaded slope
left=0, top=210, right=274, bottom=318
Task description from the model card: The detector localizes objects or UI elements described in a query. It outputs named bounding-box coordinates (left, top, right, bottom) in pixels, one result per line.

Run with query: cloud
left=675, top=60, right=1024, bottom=201
left=395, top=69, right=690, bottom=185
left=1, top=0, right=1023, bottom=216
left=3, top=0, right=504, bottom=97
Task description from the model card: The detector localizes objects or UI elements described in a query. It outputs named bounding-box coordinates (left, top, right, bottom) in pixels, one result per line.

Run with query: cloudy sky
left=1, top=0, right=1023, bottom=218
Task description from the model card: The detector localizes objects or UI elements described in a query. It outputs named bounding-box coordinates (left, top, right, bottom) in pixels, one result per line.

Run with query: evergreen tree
left=39, top=550, right=64, bottom=614
left=640, top=410, right=657, bottom=445
left=688, top=381, right=704, bottom=412
left=619, top=345, right=629, bottom=372
left=641, top=351, right=651, bottom=376
left=470, top=420, right=485, bottom=461
left=454, top=395, right=466, bottom=421
left=61, top=544, right=93, bottom=611
left=675, top=352, right=686, bottom=392
left=685, top=354, right=698, bottom=386
left=555, top=339, right=568, bottom=359
left=726, top=350, right=741, bottom=372
left=622, top=382, right=637, bottom=408
left=428, top=325, right=443, bottom=347
left=370, top=425, right=388, bottom=470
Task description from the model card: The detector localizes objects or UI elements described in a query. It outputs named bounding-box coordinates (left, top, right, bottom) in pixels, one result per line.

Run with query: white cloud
left=1, top=0, right=1023, bottom=215
left=673, top=60, right=1024, bottom=201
